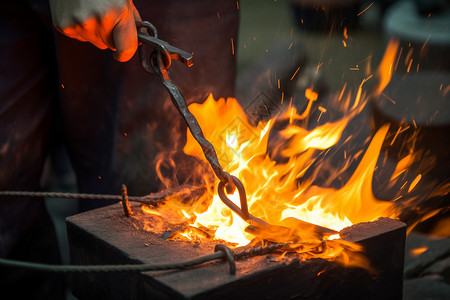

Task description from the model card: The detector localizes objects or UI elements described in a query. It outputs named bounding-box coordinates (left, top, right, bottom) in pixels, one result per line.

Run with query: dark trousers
left=0, top=0, right=238, bottom=298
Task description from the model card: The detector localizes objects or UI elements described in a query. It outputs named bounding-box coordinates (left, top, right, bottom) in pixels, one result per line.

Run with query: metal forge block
left=66, top=202, right=406, bottom=300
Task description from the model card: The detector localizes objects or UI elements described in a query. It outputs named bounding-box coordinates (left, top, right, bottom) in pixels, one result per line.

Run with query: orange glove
left=49, top=0, right=142, bottom=62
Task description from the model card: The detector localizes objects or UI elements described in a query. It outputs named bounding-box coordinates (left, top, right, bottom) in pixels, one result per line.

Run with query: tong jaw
left=137, top=21, right=193, bottom=69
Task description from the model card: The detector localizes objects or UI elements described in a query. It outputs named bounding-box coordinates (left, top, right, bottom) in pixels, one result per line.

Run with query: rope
left=0, top=252, right=223, bottom=273
left=0, top=185, right=206, bottom=204
left=0, top=243, right=291, bottom=274
left=0, top=191, right=124, bottom=201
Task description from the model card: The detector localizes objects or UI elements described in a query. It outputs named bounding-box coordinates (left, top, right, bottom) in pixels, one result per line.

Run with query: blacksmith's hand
left=49, top=0, right=142, bottom=62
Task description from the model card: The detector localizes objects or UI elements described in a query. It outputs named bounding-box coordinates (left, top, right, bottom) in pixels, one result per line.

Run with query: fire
left=141, top=38, right=449, bottom=267
left=179, top=94, right=394, bottom=246
left=374, top=39, right=399, bottom=96
left=410, top=247, right=428, bottom=257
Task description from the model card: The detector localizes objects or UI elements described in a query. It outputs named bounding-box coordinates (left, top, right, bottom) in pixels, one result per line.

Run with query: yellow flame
left=374, top=39, right=400, bottom=96
left=175, top=94, right=395, bottom=246
left=141, top=38, right=449, bottom=268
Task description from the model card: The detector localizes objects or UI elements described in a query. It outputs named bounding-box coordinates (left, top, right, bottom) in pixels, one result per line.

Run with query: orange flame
left=410, top=247, right=427, bottom=257
left=178, top=95, right=395, bottom=247
left=374, top=39, right=399, bottom=96
left=141, top=38, right=448, bottom=267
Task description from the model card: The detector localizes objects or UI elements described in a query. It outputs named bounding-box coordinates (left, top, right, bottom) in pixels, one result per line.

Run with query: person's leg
left=53, top=29, right=122, bottom=211
left=0, top=0, right=64, bottom=298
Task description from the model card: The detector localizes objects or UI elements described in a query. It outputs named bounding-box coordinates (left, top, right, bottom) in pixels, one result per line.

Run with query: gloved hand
left=49, top=0, right=141, bottom=62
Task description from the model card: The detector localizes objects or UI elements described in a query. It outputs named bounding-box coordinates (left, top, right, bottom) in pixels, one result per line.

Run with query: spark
left=408, top=174, right=422, bottom=193
left=288, top=42, right=293, bottom=50
left=420, top=35, right=430, bottom=53
left=390, top=127, right=402, bottom=146
left=290, top=66, right=301, bottom=80
left=231, top=38, right=234, bottom=55
left=400, top=181, right=408, bottom=190
left=357, top=3, right=373, bottom=16
left=393, top=195, right=403, bottom=201
left=315, top=62, right=323, bottom=74
left=342, top=40, right=347, bottom=47
left=382, top=92, right=396, bottom=104
left=399, top=126, right=410, bottom=134
left=236, top=1, right=239, bottom=10
left=406, top=59, right=413, bottom=73
left=217, top=12, right=220, bottom=19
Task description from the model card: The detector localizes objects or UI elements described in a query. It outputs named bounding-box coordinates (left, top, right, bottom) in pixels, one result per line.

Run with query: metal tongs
left=137, top=21, right=338, bottom=240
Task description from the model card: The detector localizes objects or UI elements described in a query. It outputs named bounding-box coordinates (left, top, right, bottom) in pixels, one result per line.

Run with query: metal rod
left=121, top=184, right=133, bottom=217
